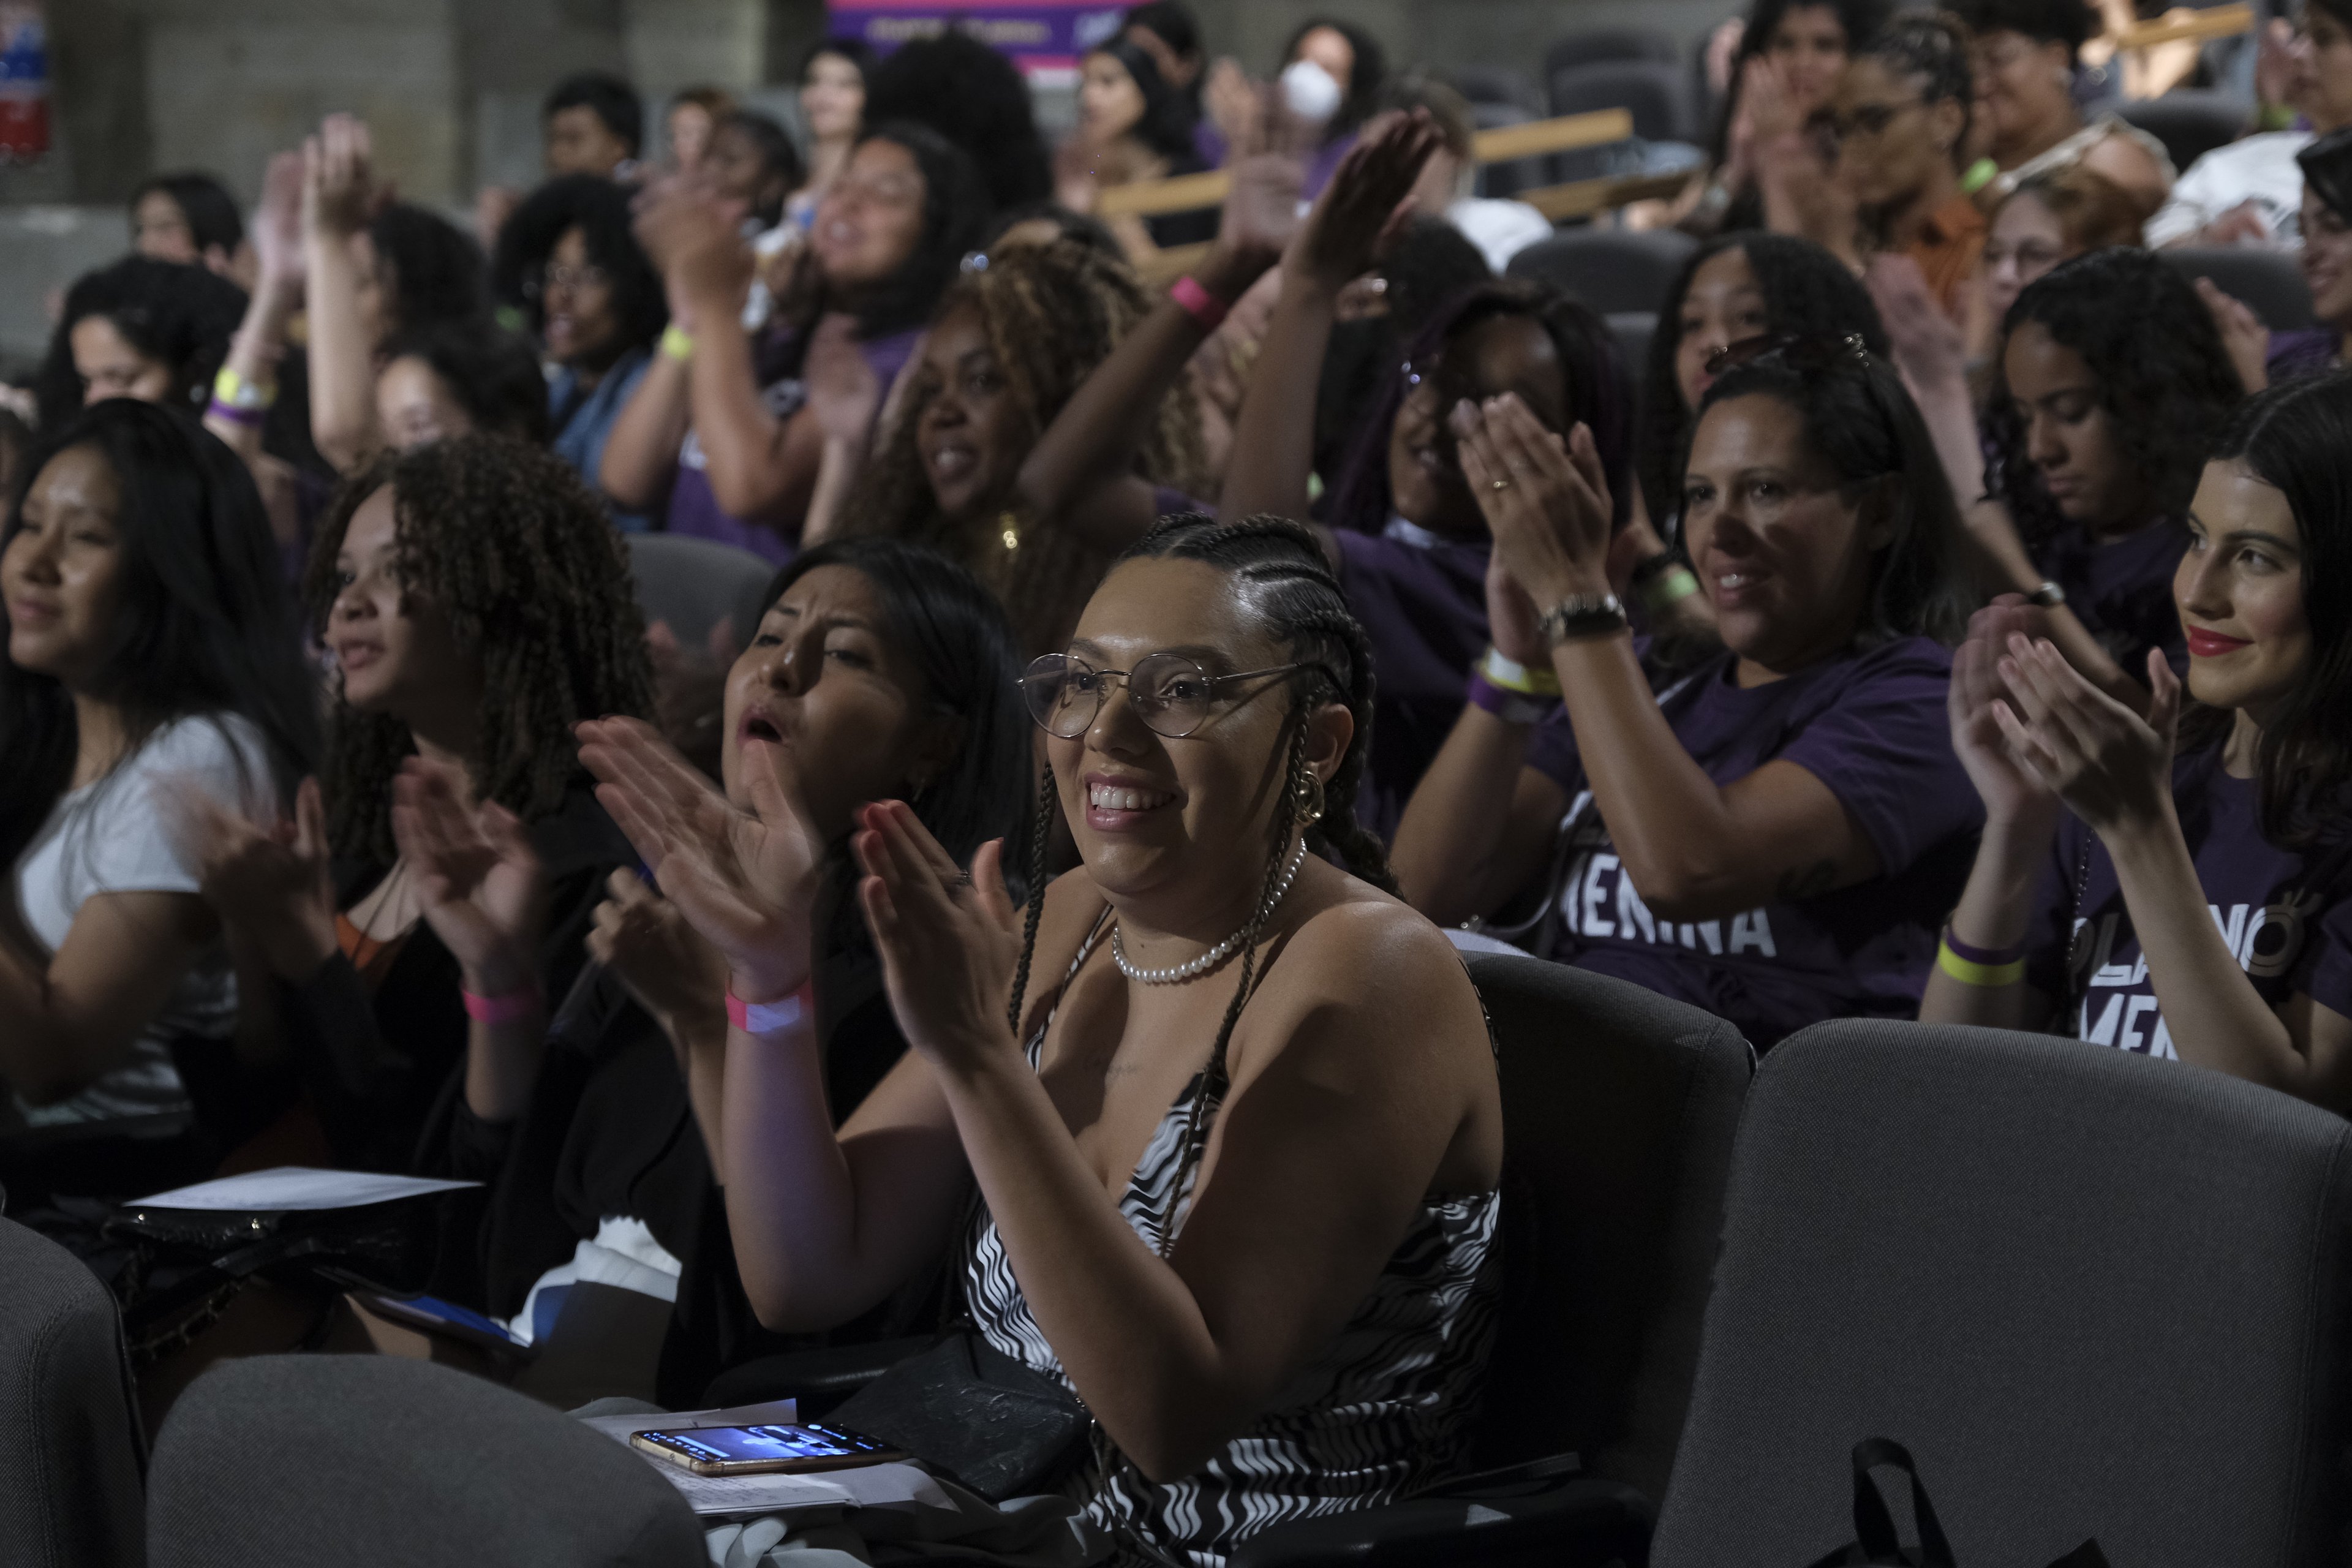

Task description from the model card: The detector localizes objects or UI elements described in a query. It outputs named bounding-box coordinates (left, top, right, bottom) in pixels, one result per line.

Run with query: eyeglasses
left=1703, top=330, right=1871, bottom=378
left=1020, top=652, right=1333, bottom=739
left=524, top=262, right=610, bottom=300
left=1814, top=98, right=1922, bottom=142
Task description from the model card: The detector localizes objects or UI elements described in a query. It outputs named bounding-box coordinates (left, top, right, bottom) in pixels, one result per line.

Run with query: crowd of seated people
left=10, top=1, right=2352, bottom=1560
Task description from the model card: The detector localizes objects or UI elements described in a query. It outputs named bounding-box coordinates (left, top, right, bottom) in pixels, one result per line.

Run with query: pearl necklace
left=1111, top=838, right=1311, bottom=985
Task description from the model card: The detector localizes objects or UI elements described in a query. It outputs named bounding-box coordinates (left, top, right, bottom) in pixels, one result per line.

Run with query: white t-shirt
left=10, top=714, right=279, bottom=1126
left=2146, top=130, right=2313, bottom=249
left=1448, top=197, right=1556, bottom=276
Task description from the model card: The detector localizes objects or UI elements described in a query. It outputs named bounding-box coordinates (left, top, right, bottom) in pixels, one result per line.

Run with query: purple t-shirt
left=664, top=325, right=925, bottom=566
left=2024, top=745, right=2352, bottom=1056
left=1333, top=517, right=1490, bottom=841
left=1521, top=638, right=1983, bottom=1047
left=2031, top=516, right=2190, bottom=680
left=2267, top=327, right=2339, bottom=385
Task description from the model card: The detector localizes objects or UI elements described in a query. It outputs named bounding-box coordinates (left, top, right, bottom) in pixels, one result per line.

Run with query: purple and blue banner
left=829, top=0, right=1126, bottom=79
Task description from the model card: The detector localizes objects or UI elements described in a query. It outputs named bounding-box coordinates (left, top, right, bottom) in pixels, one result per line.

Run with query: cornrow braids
left=1863, top=10, right=1975, bottom=164
left=842, top=238, right=1207, bottom=657
left=304, top=435, right=655, bottom=865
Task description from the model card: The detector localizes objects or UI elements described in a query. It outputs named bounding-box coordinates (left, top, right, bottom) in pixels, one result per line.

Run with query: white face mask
left=1281, top=58, right=1343, bottom=124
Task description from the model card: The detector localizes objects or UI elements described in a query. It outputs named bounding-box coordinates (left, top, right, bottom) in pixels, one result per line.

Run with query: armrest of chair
left=702, top=1335, right=936, bottom=1418
left=1226, top=1469, right=1653, bottom=1568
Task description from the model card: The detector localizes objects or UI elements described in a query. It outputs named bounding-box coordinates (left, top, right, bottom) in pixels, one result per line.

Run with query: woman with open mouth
left=1393, top=336, right=1983, bottom=1050
left=1923, top=369, right=2352, bottom=1112
left=585, top=513, right=1502, bottom=1564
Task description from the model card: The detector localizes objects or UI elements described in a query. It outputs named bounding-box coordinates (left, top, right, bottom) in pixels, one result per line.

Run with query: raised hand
left=2196, top=277, right=2271, bottom=394
left=1453, top=394, right=1615, bottom=611
left=304, top=113, right=379, bottom=240
left=577, top=715, right=823, bottom=1002
left=633, top=179, right=754, bottom=319
left=1866, top=252, right=1965, bottom=391
left=390, top=757, right=545, bottom=995
left=1218, top=150, right=1306, bottom=269
left=589, top=866, right=729, bottom=1036
left=852, top=802, right=1020, bottom=1069
left=1283, top=110, right=1442, bottom=298
left=1947, top=600, right=2061, bottom=828
left=1991, top=637, right=2182, bottom=841
left=252, top=151, right=306, bottom=292
left=160, top=774, right=339, bottom=982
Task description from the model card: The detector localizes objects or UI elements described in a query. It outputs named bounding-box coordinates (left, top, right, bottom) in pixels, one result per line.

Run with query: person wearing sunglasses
left=587, top=512, right=1501, bottom=1562
left=1394, top=337, right=1983, bottom=1049
left=1820, top=12, right=1985, bottom=318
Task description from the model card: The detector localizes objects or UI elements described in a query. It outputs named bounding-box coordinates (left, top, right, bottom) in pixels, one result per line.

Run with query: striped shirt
left=968, top=933, right=1502, bottom=1566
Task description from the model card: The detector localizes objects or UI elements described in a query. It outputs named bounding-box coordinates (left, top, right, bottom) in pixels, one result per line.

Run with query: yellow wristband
left=660, top=324, right=695, bottom=363
left=1639, top=565, right=1700, bottom=615
left=212, top=366, right=277, bottom=412
left=1480, top=647, right=1562, bottom=698
left=1937, top=938, right=2025, bottom=988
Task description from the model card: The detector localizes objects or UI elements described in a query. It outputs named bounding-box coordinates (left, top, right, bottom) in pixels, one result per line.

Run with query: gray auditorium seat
left=2160, top=244, right=2318, bottom=330
left=2116, top=89, right=2250, bottom=175
left=625, top=532, right=778, bottom=654
left=147, top=1354, right=705, bottom=1567
left=1548, top=59, right=1702, bottom=148
left=0, top=1214, right=145, bottom=1568
left=1653, top=1021, right=2352, bottom=1566
left=1448, top=64, right=1544, bottom=117
left=1545, top=28, right=1681, bottom=75
left=1509, top=227, right=1698, bottom=317
left=1471, top=101, right=1551, bottom=200
left=1608, top=311, right=1658, bottom=393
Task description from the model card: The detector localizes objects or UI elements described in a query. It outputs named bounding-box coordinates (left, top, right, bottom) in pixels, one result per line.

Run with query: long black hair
left=1708, top=0, right=1893, bottom=164
left=1637, top=232, right=1891, bottom=530
left=1281, top=16, right=1387, bottom=140
left=34, top=257, right=248, bottom=431
left=132, top=172, right=244, bottom=257
left=1324, top=279, right=1634, bottom=537
left=2179, top=370, right=2352, bottom=849
left=1088, top=37, right=1199, bottom=165
left=1696, top=344, right=1974, bottom=648
left=0, top=402, right=317, bottom=877
left=1986, top=247, right=2243, bottom=547
left=819, top=121, right=993, bottom=342
left=491, top=174, right=668, bottom=363
left=759, top=538, right=1031, bottom=872
left=862, top=31, right=1054, bottom=211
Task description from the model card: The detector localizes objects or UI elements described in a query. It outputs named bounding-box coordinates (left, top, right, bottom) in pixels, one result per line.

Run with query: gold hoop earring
left=1298, top=770, right=1327, bottom=826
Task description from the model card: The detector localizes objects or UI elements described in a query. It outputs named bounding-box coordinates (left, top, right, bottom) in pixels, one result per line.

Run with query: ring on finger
left=1490, top=478, right=1512, bottom=491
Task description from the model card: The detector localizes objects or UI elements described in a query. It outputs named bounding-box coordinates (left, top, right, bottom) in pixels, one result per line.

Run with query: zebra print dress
left=967, top=936, right=1502, bottom=1567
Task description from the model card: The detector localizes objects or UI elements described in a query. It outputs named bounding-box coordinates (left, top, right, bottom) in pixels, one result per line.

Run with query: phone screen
left=638, top=1423, right=894, bottom=1466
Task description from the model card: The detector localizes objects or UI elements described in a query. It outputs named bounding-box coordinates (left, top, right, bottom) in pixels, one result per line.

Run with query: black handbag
left=827, top=1327, right=1093, bottom=1502
left=1806, top=1439, right=2108, bottom=1568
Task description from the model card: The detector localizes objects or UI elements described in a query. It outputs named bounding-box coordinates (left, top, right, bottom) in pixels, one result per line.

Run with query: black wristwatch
left=1538, top=592, right=1629, bottom=644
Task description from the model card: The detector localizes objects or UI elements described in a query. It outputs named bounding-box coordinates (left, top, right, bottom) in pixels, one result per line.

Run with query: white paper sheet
left=127, top=1167, right=481, bottom=1212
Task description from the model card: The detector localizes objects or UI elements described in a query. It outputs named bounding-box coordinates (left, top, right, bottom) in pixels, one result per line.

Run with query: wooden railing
left=2112, top=2, right=2254, bottom=53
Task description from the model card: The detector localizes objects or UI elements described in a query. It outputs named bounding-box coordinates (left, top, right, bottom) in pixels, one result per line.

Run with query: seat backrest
left=2160, top=244, right=2318, bottom=330
left=147, top=1354, right=705, bottom=1567
left=2114, top=89, right=2248, bottom=175
left=1461, top=954, right=1752, bottom=1502
left=1447, top=64, right=1544, bottom=117
left=1507, top=227, right=1698, bottom=317
left=1607, top=311, right=1658, bottom=397
left=1548, top=59, right=1699, bottom=146
left=1653, top=1021, right=2352, bottom=1567
left=625, top=532, right=778, bottom=655
left=0, top=1215, right=145, bottom=1568
left=1545, top=27, right=1681, bottom=77
left=1470, top=101, right=1550, bottom=199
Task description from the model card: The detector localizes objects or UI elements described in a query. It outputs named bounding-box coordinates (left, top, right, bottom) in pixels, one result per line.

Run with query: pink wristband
left=461, top=984, right=543, bottom=1025
left=1170, top=274, right=1229, bottom=331
left=727, top=981, right=813, bottom=1034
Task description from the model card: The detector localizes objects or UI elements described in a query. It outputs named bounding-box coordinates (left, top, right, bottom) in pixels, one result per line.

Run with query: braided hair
left=303, top=435, right=654, bottom=865
left=1859, top=10, right=1975, bottom=172
left=1003, top=514, right=1392, bottom=1109
left=843, top=238, right=1207, bottom=658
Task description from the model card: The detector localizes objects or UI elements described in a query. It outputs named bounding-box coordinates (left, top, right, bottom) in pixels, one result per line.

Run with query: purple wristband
left=207, top=398, right=266, bottom=428
left=1942, top=924, right=2026, bottom=967
left=1466, top=672, right=1558, bottom=726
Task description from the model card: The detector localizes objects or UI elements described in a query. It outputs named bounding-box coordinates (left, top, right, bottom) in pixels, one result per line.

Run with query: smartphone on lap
left=630, top=1421, right=905, bottom=1477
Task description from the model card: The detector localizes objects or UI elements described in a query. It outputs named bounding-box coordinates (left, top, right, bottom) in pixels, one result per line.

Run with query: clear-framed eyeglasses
left=1020, top=652, right=1335, bottom=739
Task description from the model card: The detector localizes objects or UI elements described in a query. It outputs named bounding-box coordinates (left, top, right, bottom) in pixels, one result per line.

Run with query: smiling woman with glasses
left=589, top=510, right=1503, bottom=1565
left=1394, top=338, right=1983, bottom=1049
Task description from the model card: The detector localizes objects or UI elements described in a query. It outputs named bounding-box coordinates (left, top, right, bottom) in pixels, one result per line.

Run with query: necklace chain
left=1110, top=838, right=1310, bottom=985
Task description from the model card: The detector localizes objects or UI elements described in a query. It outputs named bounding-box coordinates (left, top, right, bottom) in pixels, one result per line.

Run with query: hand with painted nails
left=1947, top=599, right=2062, bottom=829
left=850, top=801, right=1020, bottom=1071
left=1453, top=393, right=1616, bottom=612
left=1989, top=636, right=2181, bottom=841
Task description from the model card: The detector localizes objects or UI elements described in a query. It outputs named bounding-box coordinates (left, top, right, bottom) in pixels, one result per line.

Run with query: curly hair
left=862, top=32, right=1054, bottom=211
left=842, top=238, right=1207, bottom=657
left=369, top=203, right=489, bottom=343
left=379, top=320, right=554, bottom=447
left=1005, top=513, right=1393, bottom=1182
left=34, top=256, right=247, bottom=431
left=491, top=174, right=668, bottom=362
left=1986, top=247, right=2244, bottom=548
left=303, top=435, right=654, bottom=864
left=1637, top=233, right=1892, bottom=531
